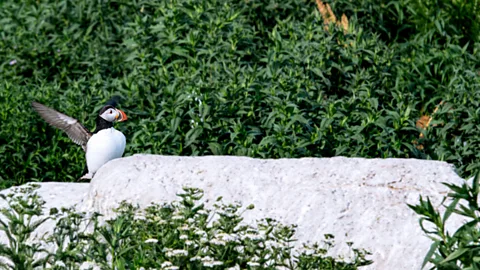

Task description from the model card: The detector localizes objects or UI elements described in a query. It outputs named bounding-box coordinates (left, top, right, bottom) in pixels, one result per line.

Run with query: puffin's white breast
left=86, top=128, right=126, bottom=174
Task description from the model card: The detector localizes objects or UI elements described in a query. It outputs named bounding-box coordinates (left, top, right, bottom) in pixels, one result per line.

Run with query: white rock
left=82, top=154, right=466, bottom=270
left=0, top=155, right=468, bottom=269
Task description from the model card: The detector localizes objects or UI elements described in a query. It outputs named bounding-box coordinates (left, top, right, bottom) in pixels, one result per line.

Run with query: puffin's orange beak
left=116, top=109, right=128, bottom=122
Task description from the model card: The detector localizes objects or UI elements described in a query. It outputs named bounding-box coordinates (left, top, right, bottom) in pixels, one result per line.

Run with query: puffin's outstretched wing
left=31, top=101, right=92, bottom=151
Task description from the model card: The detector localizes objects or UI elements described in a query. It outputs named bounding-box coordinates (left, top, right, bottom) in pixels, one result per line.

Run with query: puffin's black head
left=98, top=96, right=127, bottom=123
left=105, top=96, right=121, bottom=107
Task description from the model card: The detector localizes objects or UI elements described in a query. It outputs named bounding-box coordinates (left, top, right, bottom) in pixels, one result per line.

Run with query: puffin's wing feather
left=31, top=101, right=92, bottom=150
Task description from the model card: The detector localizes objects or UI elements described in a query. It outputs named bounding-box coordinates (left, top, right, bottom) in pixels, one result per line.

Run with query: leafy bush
left=0, top=184, right=371, bottom=269
left=409, top=171, right=480, bottom=269
left=0, top=0, right=479, bottom=188
left=331, top=0, right=480, bottom=45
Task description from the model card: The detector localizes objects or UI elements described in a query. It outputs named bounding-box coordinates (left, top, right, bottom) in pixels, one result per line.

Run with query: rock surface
left=0, top=155, right=469, bottom=269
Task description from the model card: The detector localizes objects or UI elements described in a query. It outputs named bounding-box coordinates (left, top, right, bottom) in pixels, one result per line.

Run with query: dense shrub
left=0, top=0, right=479, bottom=187
left=0, top=185, right=371, bottom=269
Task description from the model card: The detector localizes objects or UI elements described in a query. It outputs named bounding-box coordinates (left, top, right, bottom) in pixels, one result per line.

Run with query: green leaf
left=440, top=248, right=469, bottom=264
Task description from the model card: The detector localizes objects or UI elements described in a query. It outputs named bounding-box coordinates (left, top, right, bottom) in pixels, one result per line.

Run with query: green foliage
left=0, top=0, right=479, bottom=187
left=332, top=0, right=480, bottom=45
left=0, top=185, right=372, bottom=269
left=0, top=184, right=49, bottom=269
left=409, top=170, right=480, bottom=269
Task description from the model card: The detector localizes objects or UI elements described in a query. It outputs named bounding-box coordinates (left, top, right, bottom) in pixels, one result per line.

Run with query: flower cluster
left=0, top=185, right=371, bottom=269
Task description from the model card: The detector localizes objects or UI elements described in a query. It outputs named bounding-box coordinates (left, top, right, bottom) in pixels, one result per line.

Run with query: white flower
left=9, top=60, right=16, bottom=65
left=265, top=240, right=282, bottom=248
left=234, top=246, right=244, bottom=253
left=264, top=259, right=275, bottom=267
left=54, top=261, right=66, bottom=267
left=247, top=262, right=261, bottom=267
left=241, top=233, right=264, bottom=241
left=201, top=256, right=224, bottom=267
left=180, top=234, right=188, bottom=240
left=226, top=265, right=240, bottom=270
left=217, top=210, right=235, bottom=218
left=190, top=256, right=201, bottom=262
left=185, top=240, right=195, bottom=246
left=145, top=238, right=158, bottom=244
left=134, top=215, right=146, bottom=220
left=178, top=224, right=190, bottom=231
left=172, top=215, right=184, bottom=220
left=161, top=261, right=173, bottom=268
left=216, top=233, right=238, bottom=243
left=195, top=230, right=207, bottom=236
left=165, top=249, right=188, bottom=257
left=196, top=210, right=208, bottom=215
left=210, top=238, right=226, bottom=246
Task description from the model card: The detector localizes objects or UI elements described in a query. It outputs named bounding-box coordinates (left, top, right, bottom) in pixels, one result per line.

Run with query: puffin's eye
left=109, top=110, right=113, bottom=114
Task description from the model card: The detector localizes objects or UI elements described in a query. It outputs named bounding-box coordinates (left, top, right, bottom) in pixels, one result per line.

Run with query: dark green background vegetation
left=1, top=0, right=479, bottom=188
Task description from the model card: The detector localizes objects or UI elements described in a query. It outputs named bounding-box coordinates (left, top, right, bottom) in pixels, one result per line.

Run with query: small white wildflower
left=161, top=261, right=173, bottom=268
left=201, top=256, right=223, bottom=268
left=134, top=215, right=146, bottom=220
left=242, top=233, right=264, bottom=241
left=164, top=267, right=179, bottom=270
left=54, top=261, right=66, bottom=267
left=247, top=262, right=261, bottom=267
left=217, top=210, right=235, bottom=218
left=195, top=230, right=207, bottom=236
left=186, top=218, right=195, bottom=224
left=302, top=247, right=315, bottom=256
left=79, top=261, right=101, bottom=270
left=265, top=240, right=281, bottom=248
left=179, top=234, right=188, bottom=240
left=203, top=261, right=224, bottom=267
left=196, top=210, right=208, bottom=215
left=9, top=60, right=17, bottom=65
left=172, top=215, right=184, bottom=220
left=144, top=238, right=158, bottom=244
left=216, top=233, right=238, bottom=243
left=264, top=259, right=275, bottom=267
left=185, top=240, right=195, bottom=246
left=165, top=249, right=188, bottom=257
left=158, top=219, right=167, bottom=225
left=210, top=238, right=226, bottom=246
left=178, top=224, right=190, bottom=231
left=200, top=237, right=209, bottom=244
left=234, top=246, right=244, bottom=253
left=226, top=265, right=240, bottom=270
left=190, top=256, right=201, bottom=262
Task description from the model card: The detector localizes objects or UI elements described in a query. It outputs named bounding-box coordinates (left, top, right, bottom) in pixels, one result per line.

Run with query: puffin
left=31, top=98, right=128, bottom=180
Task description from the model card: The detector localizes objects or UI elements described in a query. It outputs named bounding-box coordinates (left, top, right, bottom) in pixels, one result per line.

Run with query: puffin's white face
left=99, top=107, right=128, bottom=122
